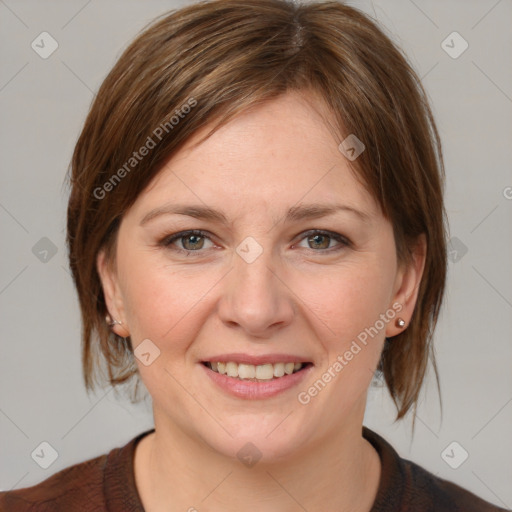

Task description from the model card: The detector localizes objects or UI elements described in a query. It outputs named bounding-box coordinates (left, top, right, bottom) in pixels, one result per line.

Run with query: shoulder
left=0, top=429, right=153, bottom=512
left=403, top=457, right=510, bottom=512
left=363, top=426, right=510, bottom=512
left=0, top=452, right=109, bottom=512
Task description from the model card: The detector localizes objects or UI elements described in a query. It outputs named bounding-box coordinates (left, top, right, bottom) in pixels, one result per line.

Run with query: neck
left=134, top=415, right=381, bottom=512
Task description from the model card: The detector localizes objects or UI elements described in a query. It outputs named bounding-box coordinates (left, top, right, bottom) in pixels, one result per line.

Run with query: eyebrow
left=139, top=202, right=371, bottom=226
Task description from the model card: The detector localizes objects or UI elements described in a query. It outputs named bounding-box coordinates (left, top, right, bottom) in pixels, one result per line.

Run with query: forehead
left=129, top=91, right=379, bottom=223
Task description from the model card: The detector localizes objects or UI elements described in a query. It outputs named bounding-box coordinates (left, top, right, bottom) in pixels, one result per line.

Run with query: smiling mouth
left=202, top=361, right=312, bottom=381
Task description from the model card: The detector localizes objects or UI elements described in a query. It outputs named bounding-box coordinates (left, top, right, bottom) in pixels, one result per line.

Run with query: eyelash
left=159, top=229, right=350, bottom=256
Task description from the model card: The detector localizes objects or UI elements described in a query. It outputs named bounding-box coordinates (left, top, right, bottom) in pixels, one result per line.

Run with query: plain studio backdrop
left=0, top=0, right=511, bottom=509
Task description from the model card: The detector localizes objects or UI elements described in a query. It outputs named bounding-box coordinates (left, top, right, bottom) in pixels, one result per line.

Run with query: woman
left=1, top=0, right=508, bottom=510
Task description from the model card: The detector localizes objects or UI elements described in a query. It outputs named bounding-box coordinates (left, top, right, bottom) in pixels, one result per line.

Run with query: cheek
left=300, top=270, right=391, bottom=397
left=293, top=261, right=394, bottom=345
left=118, top=253, right=216, bottom=353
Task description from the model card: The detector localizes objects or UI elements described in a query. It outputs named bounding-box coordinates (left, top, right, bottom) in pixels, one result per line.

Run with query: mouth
left=201, top=361, right=313, bottom=382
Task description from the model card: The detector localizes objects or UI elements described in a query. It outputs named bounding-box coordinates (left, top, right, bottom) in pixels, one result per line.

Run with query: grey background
left=1, top=0, right=511, bottom=508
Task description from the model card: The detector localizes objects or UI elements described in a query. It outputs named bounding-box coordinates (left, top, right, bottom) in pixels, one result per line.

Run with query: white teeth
left=226, top=361, right=238, bottom=377
left=238, top=363, right=255, bottom=379
left=207, top=361, right=305, bottom=380
left=273, top=362, right=285, bottom=377
left=255, top=364, right=274, bottom=380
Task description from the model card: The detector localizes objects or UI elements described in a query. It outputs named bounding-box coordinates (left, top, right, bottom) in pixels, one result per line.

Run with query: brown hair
left=65, top=0, right=447, bottom=423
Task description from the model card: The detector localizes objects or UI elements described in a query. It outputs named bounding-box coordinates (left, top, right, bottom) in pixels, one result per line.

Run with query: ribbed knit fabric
left=1, top=427, right=509, bottom=511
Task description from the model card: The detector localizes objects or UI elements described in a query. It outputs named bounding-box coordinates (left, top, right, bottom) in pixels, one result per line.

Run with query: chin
left=194, top=415, right=312, bottom=465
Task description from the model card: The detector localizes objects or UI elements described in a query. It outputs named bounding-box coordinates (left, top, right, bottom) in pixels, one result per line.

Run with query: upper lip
left=201, top=353, right=312, bottom=365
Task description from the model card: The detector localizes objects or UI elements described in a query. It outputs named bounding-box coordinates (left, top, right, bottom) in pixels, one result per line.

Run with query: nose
left=217, top=241, right=295, bottom=339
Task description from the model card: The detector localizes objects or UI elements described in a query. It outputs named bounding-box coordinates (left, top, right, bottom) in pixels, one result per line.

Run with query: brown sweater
left=1, top=427, right=509, bottom=511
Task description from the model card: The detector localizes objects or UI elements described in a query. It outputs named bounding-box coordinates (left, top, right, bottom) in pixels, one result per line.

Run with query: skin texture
left=97, top=90, right=426, bottom=512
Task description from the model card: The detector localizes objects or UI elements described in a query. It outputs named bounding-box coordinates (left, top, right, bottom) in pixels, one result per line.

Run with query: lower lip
left=200, top=363, right=313, bottom=399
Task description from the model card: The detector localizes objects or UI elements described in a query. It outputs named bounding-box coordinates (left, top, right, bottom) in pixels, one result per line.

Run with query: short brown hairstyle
left=65, top=0, right=447, bottom=422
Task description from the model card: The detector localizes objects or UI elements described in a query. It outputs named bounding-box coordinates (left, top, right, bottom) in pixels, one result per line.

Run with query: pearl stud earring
left=105, top=314, right=122, bottom=327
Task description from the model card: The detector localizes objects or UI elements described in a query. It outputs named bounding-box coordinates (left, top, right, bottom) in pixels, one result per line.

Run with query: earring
left=105, top=314, right=122, bottom=327
left=395, top=318, right=405, bottom=328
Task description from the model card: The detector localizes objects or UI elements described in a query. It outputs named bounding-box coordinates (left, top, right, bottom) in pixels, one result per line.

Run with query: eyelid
left=292, top=229, right=350, bottom=248
left=161, top=229, right=215, bottom=253
left=160, top=228, right=350, bottom=255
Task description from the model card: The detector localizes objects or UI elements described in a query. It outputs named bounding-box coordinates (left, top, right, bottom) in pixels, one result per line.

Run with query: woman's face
left=98, top=90, right=424, bottom=461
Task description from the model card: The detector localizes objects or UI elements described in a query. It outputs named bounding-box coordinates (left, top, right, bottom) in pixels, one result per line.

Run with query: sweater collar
left=363, top=426, right=407, bottom=511
left=103, top=426, right=406, bottom=511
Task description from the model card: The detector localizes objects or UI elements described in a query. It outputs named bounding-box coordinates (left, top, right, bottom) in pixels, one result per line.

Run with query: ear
left=96, top=249, right=130, bottom=338
left=385, top=234, right=427, bottom=338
